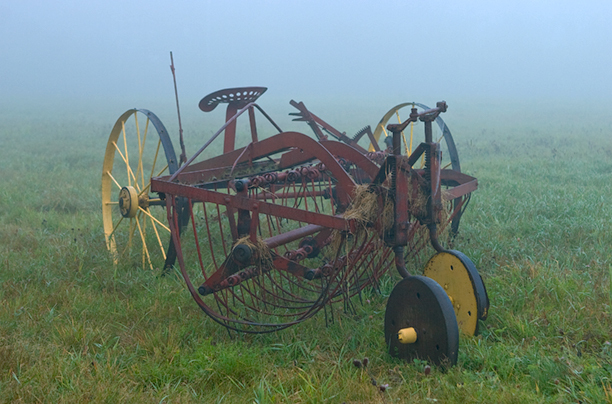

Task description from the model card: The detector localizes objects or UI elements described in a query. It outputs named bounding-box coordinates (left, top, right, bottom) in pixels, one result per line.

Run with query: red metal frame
left=150, top=89, right=477, bottom=332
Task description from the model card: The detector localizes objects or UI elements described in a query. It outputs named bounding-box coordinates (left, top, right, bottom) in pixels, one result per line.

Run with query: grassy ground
left=1, top=100, right=611, bottom=403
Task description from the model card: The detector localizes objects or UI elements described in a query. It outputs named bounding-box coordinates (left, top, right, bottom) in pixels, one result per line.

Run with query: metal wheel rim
left=101, top=109, right=179, bottom=270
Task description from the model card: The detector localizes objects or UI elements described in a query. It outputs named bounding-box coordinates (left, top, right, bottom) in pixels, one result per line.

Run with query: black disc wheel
left=384, top=276, right=459, bottom=366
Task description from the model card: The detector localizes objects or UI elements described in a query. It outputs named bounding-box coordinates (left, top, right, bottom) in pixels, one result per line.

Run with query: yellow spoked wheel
left=371, top=102, right=465, bottom=235
left=371, top=102, right=460, bottom=170
left=102, top=109, right=180, bottom=270
left=423, top=250, right=489, bottom=336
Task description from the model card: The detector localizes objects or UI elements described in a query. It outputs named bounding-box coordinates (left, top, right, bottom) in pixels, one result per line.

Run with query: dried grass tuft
left=329, top=185, right=394, bottom=256
left=343, top=185, right=381, bottom=228
left=233, top=236, right=273, bottom=268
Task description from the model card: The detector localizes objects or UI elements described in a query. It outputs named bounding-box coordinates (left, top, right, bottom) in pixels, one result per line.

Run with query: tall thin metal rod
left=170, top=51, right=187, bottom=165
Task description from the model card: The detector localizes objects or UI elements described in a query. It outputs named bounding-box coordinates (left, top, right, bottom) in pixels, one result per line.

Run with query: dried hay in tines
left=343, top=184, right=381, bottom=228
left=233, top=236, right=273, bottom=268
left=326, top=182, right=455, bottom=261
left=406, top=194, right=454, bottom=256
left=406, top=188, right=428, bottom=218
left=382, top=195, right=395, bottom=234
left=327, top=229, right=345, bottom=261
left=438, top=195, right=452, bottom=239
left=328, top=184, right=389, bottom=258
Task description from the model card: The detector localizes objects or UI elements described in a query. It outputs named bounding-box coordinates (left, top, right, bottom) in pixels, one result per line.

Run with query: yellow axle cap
left=398, top=327, right=417, bottom=344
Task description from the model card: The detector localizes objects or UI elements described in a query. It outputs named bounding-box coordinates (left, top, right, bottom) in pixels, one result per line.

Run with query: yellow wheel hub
left=423, top=250, right=488, bottom=336
left=118, top=186, right=139, bottom=218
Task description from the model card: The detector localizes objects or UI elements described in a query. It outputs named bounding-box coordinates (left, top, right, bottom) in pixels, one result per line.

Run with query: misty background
left=1, top=0, right=610, bottom=134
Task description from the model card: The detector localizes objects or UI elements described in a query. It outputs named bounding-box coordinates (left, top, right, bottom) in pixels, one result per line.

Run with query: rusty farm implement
left=102, top=86, right=488, bottom=366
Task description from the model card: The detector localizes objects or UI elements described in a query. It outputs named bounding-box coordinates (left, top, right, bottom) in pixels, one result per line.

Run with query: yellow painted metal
left=138, top=206, right=170, bottom=233
left=142, top=121, right=151, bottom=180
left=122, top=121, right=130, bottom=186
left=378, top=124, right=389, bottom=149
left=135, top=216, right=153, bottom=270
left=370, top=102, right=451, bottom=177
left=106, top=170, right=122, bottom=190
left=119, top=186, right=139, bottom=218
left=424, top=252, right=479, bottom=336
left=102, top=110, right=172, bottom=270
left=138, top=163, right=169, bottom=198
left=107, top=216, right=124, bottom=242
left=112, top=141, right=139, bottom=189
left=369, top=103, right=425, bottom=171
left=149, top=129, right=161, bottom=185
left=369, top=102, right=412, bottom=152
left=397, top=327, right=417, bottom=344
left=139, top=207, right=167, bottom=260
left=135, top=113, right=143, bottom=190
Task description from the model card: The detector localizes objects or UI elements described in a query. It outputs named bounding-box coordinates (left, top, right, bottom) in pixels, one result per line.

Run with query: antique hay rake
left=102, top=86, right=488, bottom=366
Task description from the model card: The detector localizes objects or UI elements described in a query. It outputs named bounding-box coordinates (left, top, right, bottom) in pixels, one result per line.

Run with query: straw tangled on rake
left=230, top=179, right=450, bottom=275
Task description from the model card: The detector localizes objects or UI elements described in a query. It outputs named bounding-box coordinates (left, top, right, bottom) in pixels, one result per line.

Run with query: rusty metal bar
left=264, top=224, right=326, bottom=249
left=152, top=179, right=352, bottom=231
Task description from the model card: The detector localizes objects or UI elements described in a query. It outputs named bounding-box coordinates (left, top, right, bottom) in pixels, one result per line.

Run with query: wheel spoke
left=379, top=123, right=388, bottom=138
left=106, top=170, right=122, bottom=190
left=107, top=216, right=125, bottom=241
left=140, top=118, right=150, bottom=190
left=128, top=217, right=134, bottom=250
left=143, top=208, right=167, bottom=260
left=139, top=163, right=169, bottom=198
left=121, top=121, right=131, bottom=187
left=134, top=114, right=143, bottom=192
left=150, top=138, right=162, bottom=182
left=134, top=114, right=150, bottom=193
left=138, top=206, right=170, bottom=232
left=112, top=141, right=140, bottom=192
left=134, top=215, right=154, bottom=270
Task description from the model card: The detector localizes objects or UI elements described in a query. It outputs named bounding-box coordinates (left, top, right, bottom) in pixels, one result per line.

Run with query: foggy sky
left=1, top=0, right=610, bottom=110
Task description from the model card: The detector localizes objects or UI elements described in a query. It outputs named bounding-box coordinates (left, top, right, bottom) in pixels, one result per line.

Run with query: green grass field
left=1, top=100, right=611, bottom=403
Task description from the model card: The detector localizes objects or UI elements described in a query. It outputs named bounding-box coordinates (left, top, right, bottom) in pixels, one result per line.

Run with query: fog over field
left=1, top=0, right=610, bottom=123
left=3, top=3, right=612, bottom=402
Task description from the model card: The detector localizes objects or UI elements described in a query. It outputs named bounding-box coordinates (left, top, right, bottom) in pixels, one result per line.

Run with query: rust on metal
left=137, top=88, right=481, bottom=341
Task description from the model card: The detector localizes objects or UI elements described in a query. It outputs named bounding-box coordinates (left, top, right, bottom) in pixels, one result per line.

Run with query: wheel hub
left=118, top=186, right=139, bottom=218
